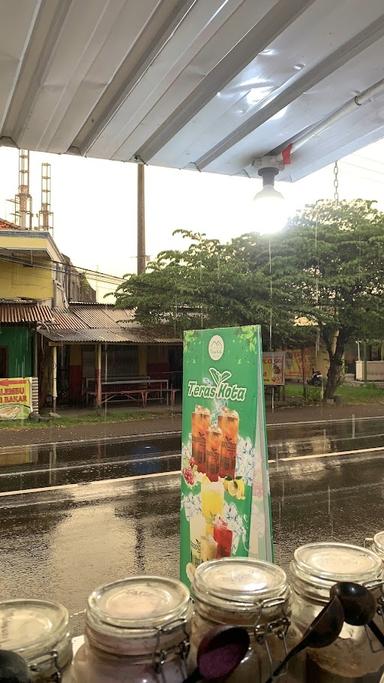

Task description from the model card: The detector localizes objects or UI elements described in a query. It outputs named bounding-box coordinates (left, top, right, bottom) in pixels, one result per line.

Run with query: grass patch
left=335, top=383, right=384, bottom=404
left=283, top=384, right=321, bottom=404
left=283, top=382, right=384, bottom=405
left=0, top=409, right=175, bottom=430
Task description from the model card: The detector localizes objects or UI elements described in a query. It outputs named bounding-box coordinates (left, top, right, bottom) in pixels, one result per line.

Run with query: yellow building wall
left=0, top=234, right=60, bottom=260
left=0, top=259, right=53, bottom=301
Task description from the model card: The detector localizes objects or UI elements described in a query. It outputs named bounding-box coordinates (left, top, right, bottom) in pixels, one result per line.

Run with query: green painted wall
left=0, top=327, right=32, bottom=377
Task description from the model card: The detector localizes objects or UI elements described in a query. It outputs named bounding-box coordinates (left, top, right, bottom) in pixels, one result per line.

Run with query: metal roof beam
left=71, top=0, right=197, bottom=155
left=2, top=0, right=72, bottom=141
left=136, top=0, right=315, bottom=163
left=195, top=12, right=384, bottom=170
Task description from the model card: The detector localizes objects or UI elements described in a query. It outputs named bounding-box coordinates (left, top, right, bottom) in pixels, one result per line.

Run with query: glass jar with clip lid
left=366, top=532, right=384, bottom=565
left=0, top=599, right=72, bottom=681
left=189, top=557, right=291, bottom=682
left=71, top=576, right=192, bottom=682
left=289, top=542, right=384, bottom=681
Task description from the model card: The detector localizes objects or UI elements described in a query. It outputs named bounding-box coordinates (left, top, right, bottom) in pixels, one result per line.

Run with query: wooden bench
left=86, top=378, right=178, bottom=407
left=87, top=388, right=147, bottom=406
left=143, top=387, right=179, bottom=407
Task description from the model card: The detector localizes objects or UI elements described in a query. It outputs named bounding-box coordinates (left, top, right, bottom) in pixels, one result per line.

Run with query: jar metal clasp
left=253, top=596, right=291, bottom=679
left=153, top=618, right=190, bottom=676
left=357, top=580, right=384, bottom=652
left=30, top=650, right=62, bottom=681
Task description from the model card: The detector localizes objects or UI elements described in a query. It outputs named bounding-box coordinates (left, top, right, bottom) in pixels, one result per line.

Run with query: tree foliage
left=275, top=199, right=384, bottom=396
left=115, top=200, right=384, bottom=398
left=115, top=229, right=310, bottom=349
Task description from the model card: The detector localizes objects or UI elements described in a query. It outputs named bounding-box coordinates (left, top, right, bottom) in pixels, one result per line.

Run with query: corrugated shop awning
left=39, top=327, right=181, bottom=345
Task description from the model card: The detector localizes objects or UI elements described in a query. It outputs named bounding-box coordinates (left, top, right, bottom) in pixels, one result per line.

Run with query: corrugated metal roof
left=39, top=327, right=181, bottom=345
left=0, top=302, right=172, bottom=343
left=0, top=303, right=55, bottom=324
left=106, top=308, right=135, bottom=323
left=2, top=2, right=384, bottom=180
left=70, top=305, right=121, bottom=329
left=51, top=310, right=88, bottom=330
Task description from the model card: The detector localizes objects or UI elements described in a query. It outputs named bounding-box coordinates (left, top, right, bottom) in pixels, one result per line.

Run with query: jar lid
left=87, top=576, right=191, bottom=637
left=0, top=599, right=69, bottom=661
left=374, top=532, right=384, bottom=556
left=292, top=543, right=382, bottom=586
left=193, top=558, right=288, bottom=612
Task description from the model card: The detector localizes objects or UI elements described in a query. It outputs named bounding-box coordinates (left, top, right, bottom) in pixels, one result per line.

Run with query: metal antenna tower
left=37, top=162, right=54, bottom=233
left=10, top=149, right=33, bottom=229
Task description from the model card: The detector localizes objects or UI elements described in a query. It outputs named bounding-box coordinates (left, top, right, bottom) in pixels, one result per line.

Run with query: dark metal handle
left=368, top=620, right=384, bottom=648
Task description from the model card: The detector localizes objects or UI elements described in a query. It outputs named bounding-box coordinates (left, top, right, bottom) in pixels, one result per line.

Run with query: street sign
left=263, top=351, right=285, bottom=386
left=0, top=378, right=33, bottom=420
left=180, top=326, right=273, bottom=587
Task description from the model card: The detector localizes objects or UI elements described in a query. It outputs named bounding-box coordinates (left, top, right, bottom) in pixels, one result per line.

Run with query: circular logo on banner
left=208, top=335, right=224, bottom=361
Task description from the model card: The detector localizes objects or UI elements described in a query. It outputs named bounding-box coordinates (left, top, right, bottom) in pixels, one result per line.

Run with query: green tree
left=276, top=199, right=384, bottom=398
left=114, top=229, right=303, bottom=348
left=115, top=200, right=384, bottom=399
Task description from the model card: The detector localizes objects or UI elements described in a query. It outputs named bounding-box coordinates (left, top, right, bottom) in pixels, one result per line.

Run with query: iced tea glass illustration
left=201, top=479, right=224, bottom=535
left=192, top=406, right=211, bottom=473
left=190, top=514, right=206, bottom=568
left=218, top=409, right=239, bottom=479
left=206, top=426, right=222, bottom=482
left=213, top=518, right=233, bottom=558
left=200, top=534, right=218, bottom=562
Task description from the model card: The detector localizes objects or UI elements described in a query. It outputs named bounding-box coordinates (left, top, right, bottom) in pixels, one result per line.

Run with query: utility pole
left=137, top=163, right=146, bottom=274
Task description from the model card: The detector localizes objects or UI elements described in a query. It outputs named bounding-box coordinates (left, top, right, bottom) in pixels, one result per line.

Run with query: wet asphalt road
left=1, top=415, right=384, bottom=492
left=1, top=447, right=384, bottom=635
left=0, top=416, right=383, bottom=636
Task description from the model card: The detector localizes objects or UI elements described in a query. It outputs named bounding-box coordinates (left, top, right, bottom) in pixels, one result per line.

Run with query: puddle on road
left=0, top=417, right=383, bottom=492
left=1, top=455, right=384, bottom=637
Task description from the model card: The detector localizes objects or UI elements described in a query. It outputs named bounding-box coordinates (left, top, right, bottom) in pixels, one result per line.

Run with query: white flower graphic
left=235, top=436, right=256, bottom=485
left=182, top=438, right=192, bottom=468
left=223, top=502, right=247, bottom=553
left=181, top=492, right=202, bottom=521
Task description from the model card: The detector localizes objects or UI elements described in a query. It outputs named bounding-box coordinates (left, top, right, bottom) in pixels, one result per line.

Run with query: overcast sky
left=0, top=140, right=383, bottom=300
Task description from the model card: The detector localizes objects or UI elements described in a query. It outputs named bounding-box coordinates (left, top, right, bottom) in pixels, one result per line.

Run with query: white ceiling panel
left=86, top=0, right=251, bottom=158
left=1, top=0, right=384, bottom=180
left=0, top=0, right=41, bottom=128
left=150, top=0, right=384, bottom=169
left=200, top=35, right=384, bottom=175
left=283, top=93, right=384, bottom=181
left=104, top=0, right=278, bottom=161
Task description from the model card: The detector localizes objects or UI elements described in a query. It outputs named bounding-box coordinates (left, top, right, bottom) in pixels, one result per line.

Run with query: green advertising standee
left=180, top=325, right=273, bottom=587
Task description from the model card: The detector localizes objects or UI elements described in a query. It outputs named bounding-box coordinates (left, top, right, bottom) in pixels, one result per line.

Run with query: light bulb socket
left=258, top=167, right=279, bottom=186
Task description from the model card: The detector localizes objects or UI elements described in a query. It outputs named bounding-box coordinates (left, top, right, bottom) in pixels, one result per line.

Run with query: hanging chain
left=333, top=161, right=339, bottom=203
left=268, top=240, right=273, bottom=352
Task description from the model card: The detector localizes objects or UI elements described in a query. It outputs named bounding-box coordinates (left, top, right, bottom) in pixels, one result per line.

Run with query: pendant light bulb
left=253, top=167, right=287, bottom=234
